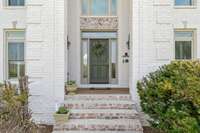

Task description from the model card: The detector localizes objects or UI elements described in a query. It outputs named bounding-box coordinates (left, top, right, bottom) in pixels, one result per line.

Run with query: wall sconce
left=67, top=36, right=71, bottom=50
left=126, top=33, right=130, bottom=50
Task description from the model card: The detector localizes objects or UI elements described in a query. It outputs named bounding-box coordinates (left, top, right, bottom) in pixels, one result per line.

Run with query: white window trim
left=174, top=29, right=196, bottom=60
left=4, top=29, right=25, bottom=81
left=81, top=0, right=118, bottom=16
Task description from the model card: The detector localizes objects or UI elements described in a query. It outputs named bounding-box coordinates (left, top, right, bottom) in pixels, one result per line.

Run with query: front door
left=89, top=39, right=109, bottom=84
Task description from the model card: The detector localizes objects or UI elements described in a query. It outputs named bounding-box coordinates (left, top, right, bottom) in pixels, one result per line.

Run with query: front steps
left=53, top=94, right=143, bottom=133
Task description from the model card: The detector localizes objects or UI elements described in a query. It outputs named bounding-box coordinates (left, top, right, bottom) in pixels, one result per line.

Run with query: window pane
left=111, top=0, right=117, bottom=15
left=8, top=0, right=25, bottom=6
left=9, top=63, right=17, bottom=78
left=19, top=63, right=25, bottom=77
left=82, top=0, right=89, bottom=15
left=175, top=0, right=192, bottom=6
left=175, top=31, right=193, bottom=38
left=8, top=42, right=24, bottom=61
left=91, top=0, right=108, bottom=16
left=175, top=41, right=192, bottom=59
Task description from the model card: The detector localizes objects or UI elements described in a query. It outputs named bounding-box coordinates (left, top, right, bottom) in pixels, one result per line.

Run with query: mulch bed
left=143, top=126, right=164, bottom=133
left=37, top=125, right=53, bottom=133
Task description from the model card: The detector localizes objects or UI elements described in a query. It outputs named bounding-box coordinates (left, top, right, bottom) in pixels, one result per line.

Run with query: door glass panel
left=111, top=39, right=117, bottom=79
left=81, top=40, right=88, bottom=80
left=91, top=0, right=108, bottom=16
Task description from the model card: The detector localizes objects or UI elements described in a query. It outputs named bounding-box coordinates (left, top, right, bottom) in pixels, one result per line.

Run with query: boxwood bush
left=138, top=60, right=200, bottom=133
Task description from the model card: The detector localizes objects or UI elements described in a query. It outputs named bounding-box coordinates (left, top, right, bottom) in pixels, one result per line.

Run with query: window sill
left=174, top=6, right=197, bottom=9
left=80, top=15, right=118, bottom=18
left=3, top=6, right=26, bottom=10
left=6, top=79, right=19, bottom=85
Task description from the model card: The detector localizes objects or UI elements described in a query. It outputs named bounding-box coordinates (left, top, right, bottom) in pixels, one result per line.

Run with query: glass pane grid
left=8, top=0, right=25, bottom=6
left=81, top=0, right=117, bottom=16
left=175, top=0, right=193, bottom=6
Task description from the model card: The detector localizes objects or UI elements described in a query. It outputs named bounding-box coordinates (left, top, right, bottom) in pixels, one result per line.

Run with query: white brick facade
left=0, top=0, right=200, bottom=123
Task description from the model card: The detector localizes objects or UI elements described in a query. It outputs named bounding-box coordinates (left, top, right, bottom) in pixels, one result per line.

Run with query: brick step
left=69, top=109, right=139, bottom=119
left=65, top=94, right=132, bottom=101
left=53, top=131, right=142, bottom=133
left=64, top=100, right=135, bottom=109
left=53, top=119, right=143, bottom=132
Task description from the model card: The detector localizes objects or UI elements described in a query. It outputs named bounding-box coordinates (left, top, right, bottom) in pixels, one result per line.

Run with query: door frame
left=81, top=32, right=118, bottom=85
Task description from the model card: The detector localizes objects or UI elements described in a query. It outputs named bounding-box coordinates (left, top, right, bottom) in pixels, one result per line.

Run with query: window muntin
left=7, top=0, right=25, bottom=6
left=6, top=31, right=25, bottom=79
left=175, top=0, right=193, bottom=6
left=81, top=0, right=117, bottom=16
left=175, top=31, right=193, bottom=60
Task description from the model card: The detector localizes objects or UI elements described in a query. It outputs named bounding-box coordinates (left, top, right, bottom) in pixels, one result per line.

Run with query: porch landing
left=53, top=94, right=143, bottom=133
left=76, top=88, right=129, bottom=94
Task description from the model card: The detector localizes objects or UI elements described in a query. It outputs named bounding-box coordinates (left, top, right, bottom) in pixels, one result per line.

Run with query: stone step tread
left=64, top=101, right=135, bottom=109
left=70, top=109, right=138, bottom=114
left=64, top=100, right=134, bottom=104
left=53, top=131, right=142, bottom=133
left=65, top=94, right=132, bottom=101
left=69, top=109, right=139, bottom=119
left=54, top=119, right=143, bottom=131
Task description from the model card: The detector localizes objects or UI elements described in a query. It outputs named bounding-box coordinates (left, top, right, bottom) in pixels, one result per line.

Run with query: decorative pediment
left=80, top=17, right=118, bottom=30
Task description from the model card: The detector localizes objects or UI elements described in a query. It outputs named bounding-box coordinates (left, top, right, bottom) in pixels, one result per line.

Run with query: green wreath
left=92, top=41, right=105, bottom=57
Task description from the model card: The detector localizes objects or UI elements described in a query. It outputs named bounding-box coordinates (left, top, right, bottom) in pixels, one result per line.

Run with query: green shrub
left=56, top=107, right=69, bottom=114
left=138, top=60, right=200, bottom=133
left=0, top=80, right=38, bottom=133
left=0, top=83, right=3, bottom=87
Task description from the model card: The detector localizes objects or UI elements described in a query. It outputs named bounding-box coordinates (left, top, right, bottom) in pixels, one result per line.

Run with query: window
left=175, top=31, right=194, bottom=60
left=175, top=0, right=193, bottom=6
left=82, top=0, right=117, bottom=16
left=7, top=0, right=25, bottom=6
left=6, top=31, right=25, bottom=79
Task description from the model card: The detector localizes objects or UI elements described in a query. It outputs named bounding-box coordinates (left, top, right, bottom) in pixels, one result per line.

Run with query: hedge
left=138, top=60, right=200, bottom=133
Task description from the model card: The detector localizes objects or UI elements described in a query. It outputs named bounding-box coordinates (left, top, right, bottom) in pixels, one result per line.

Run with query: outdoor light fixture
left=126, top=34, right=130, bottom=50
left=67, top=36, right=71, bottom=49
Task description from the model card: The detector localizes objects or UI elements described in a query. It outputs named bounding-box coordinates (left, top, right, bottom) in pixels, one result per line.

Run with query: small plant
left=65, top=80, right=77, bottom=95
left=54, top=106, right=70, bottom=124
left=66, top=80, right=76, bottom=86
left=56, top=107, right=69, bottom=114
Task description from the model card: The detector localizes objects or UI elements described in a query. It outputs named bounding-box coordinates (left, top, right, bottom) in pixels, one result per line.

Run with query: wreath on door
left=92, top=41, right=105, bottom=57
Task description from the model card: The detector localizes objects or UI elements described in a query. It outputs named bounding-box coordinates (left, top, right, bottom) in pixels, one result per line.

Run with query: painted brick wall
left=26, top=0, right=65, bottom=124
left=130, top=0, right=200, bottom=108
